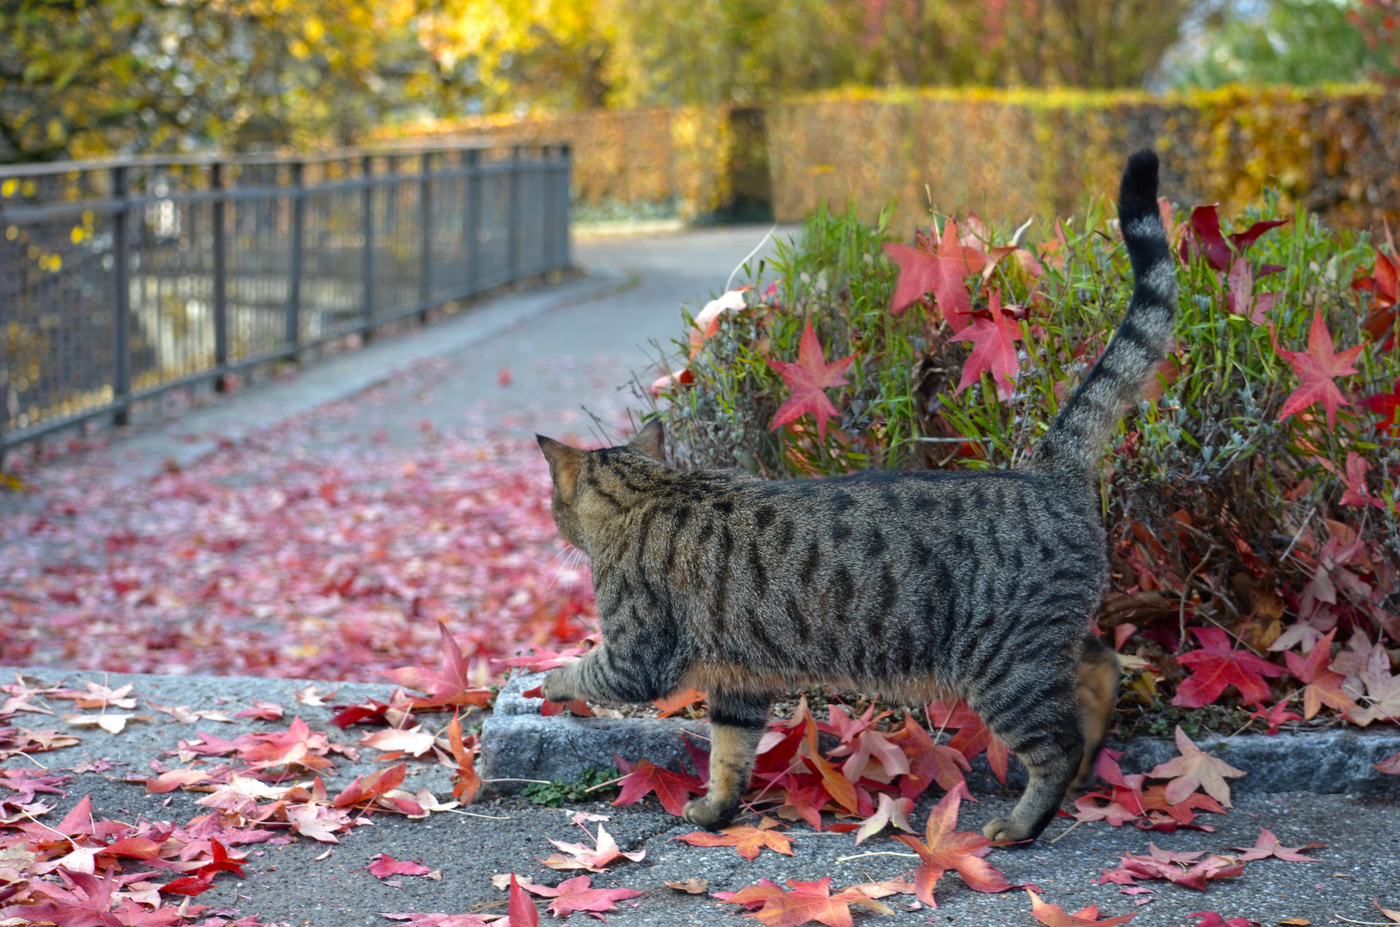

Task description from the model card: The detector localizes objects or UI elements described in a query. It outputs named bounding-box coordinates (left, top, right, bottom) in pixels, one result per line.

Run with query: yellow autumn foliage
left=389, top=84, right=1400, bottom=231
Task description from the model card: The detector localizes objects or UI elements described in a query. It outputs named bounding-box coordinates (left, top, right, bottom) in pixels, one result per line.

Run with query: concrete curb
left=480, top=671, right=1400, bottom=798
left=113, top=268, right=630, bottom=481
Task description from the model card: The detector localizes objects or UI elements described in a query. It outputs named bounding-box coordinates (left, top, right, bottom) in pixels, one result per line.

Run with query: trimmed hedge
left=378, top=105, right=769, bottom=222
left=387, top=85, right=1400, bottom=232
left=768, top=85, right=1399, bottom=232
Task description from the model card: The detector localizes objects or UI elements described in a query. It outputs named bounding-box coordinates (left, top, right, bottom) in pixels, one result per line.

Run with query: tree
left=0, top=0, right=461, bottom=162
left=1349, top=0, right=1400, bottom=84
left=1172, top=0, right=1393, bottom=88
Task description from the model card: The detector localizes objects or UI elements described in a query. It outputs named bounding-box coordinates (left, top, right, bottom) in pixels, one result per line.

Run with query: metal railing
left=0, top=144, right=571, bottom=458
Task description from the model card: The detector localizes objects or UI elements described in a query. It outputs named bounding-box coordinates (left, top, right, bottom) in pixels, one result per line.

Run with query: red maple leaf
left=715, top=876, right=894, bottom=927
left=1353, top=237, right=1398, bottom=346
left=895, top=715, right=969, bottom=801
left=367, top=853, right=433, bottom=878
left=379, top=622, right=493, bottom=709
left=1360, top=376, right=1400, bottom=435
left=766, top=320, right=856, bottom=441
left=238, top=717, right=333, bottom=773
left=1177, top=914, right=1263, bottom=927
left=675, top=819, right=795, bottom=861
left=883, top=220, right=987, bottom=330
left=22, top=868, right=185, bottom=925
left=1273, top=310, right=1363, bottom=431
left=509, top=873, right=540, bottom=927
left=1096, top=843, right=1245, bottom=891
left=1173, top=627, right=1285, bottom=709
left=948, top=290, right=1023, bottom=399
left=518, top=875, right=644, bottom=918
left=1026, top=888, right=1137, bottom=926
left=928, top=698, right=1011, bottom=783
left=1330, top=451, right=1389, bottom=510
left=1229, top=827, right=1324, bottom=862
left=1184, top=204, right=1288, bottom=272
left=612, top=755, right=703, bottom=816
left=332, top=762, right=406, bottom=808
left=892, top=784, right=1014, bottom=907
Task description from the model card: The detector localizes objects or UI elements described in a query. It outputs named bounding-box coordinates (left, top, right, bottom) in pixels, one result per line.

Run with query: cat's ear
left=536, top=435, right=584, bottom=503
left=629, top=420, right=665, bottom=461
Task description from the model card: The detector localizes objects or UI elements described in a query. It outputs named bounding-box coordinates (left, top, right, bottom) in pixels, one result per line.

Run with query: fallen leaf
left=542, top=825, right=645, bottom=872
left=1229, top=828, right=1324, bottom=862
left=509, top=873, right=540, bottom=927
left=715, top=876, right=895, bottom=927
left=612, top=755, right=703, bottom=817
left=367, top=853, right=433, bottom=879
left=892, top=783, right=1014, bottom=907
left=62, top=713, right=135, bottom=734
left=665, top=878, right=709, bottom=894
left=518, top=874, right=644, bottom=918
left=1026, top=888, right=1137, bottom=926
left=675, top=820, right=795, bottom=861
left=1147, top=728, right=1247, bottom=807
left=853, top=793, right=915, bottom=846
left=361, top=726, right=437, bottom=757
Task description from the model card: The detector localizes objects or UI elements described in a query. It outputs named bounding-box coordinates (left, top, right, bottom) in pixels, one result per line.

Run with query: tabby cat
left=537, top=149, right=1176, bottom=843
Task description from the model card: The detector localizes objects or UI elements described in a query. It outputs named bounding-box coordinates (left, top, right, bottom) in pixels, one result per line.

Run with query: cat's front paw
left=682, top=796, right=737, bottom=830
left=540, top=668, right=576, bottom=703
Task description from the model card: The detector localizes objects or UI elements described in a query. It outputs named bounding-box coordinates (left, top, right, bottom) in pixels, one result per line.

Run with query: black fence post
left=212, top=162, right=229, bottom=391
left=419, top=151, right=432, bottom=322
left=111, top=165, right=132, bottom=426
left=508, top=145, right=521, bottom=283
left=287, top=160, right=305, bottom=359
left=362, top=154, right=375, bottom=341
left=465, top=149, right=482, bottom=294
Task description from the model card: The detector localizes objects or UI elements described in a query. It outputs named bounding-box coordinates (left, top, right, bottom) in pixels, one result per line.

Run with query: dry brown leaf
left=665, top=878, right=709, bottom=894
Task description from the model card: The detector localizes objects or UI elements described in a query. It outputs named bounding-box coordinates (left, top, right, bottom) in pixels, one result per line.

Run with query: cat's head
left=535, top=420, right=666, bottom=555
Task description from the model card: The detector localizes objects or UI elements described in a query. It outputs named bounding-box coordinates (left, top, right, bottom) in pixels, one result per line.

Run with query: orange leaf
left=1026, top=888, right=1137, bottom=926
left=675, top=821, right=795, bottom=861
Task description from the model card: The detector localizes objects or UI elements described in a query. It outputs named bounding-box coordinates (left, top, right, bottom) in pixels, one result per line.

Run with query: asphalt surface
left=3, top=225, right=1399, bottom=926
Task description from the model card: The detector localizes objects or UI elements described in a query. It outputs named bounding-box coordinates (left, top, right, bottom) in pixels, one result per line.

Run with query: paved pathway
left=1, top=226, right=1398, bottom=927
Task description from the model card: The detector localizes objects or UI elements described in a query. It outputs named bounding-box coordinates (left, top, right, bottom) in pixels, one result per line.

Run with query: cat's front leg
left=541, top=642, right=674, bottom=705
left=540, top=660, right=588, bottom=703
left=682, top=689, right=772, bottom=829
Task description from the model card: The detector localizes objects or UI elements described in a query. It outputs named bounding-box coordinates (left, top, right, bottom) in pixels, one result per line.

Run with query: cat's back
left=647, top=464, right=1105, bottom=600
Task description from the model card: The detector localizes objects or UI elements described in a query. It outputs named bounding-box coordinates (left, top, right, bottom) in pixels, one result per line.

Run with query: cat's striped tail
left=1032, top=149, right=1177, bottom=476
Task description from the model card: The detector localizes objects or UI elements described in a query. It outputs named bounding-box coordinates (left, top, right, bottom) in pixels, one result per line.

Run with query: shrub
left=638, top=185, right=1399, bottom=720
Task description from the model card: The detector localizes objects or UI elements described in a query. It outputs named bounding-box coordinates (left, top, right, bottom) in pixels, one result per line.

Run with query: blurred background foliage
left=2, top=0, right=1396, bottom=163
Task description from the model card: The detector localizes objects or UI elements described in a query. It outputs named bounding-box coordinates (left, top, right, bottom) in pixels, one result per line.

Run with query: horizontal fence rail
left=0, top=144, right=571, bottom=457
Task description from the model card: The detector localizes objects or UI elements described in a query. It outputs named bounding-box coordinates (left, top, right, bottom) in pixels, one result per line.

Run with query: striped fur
left=1034, top=149, right=1177, bottom=475
left=537, top=150, right=1177, bottom=844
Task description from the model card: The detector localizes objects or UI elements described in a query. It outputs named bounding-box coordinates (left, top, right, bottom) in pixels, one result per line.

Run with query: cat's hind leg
left=970, top=670, right=1083, bottom=844
left=1071, top=633, right=1121, bottom=795
left=681, top=689, right=772, bottom=829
